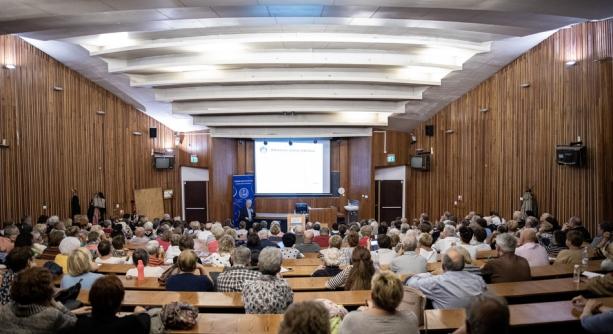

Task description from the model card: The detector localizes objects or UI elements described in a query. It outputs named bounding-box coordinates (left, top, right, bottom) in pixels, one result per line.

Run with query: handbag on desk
left=54, top=279, right=83, bottom=310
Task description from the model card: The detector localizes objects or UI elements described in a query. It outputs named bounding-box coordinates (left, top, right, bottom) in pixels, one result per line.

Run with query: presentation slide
left=255, top=139, right=330, bottom=194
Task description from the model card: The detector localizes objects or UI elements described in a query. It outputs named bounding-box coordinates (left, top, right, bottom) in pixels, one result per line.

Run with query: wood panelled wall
left=406, top=19, right=613, bottom=233
left=208, top=137, right=374, bottom=221
left=0, top=35, right=183, bottom=222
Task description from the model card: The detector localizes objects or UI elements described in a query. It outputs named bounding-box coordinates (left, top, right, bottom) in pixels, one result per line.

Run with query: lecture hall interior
left=0, top=1, right=613, bottom=334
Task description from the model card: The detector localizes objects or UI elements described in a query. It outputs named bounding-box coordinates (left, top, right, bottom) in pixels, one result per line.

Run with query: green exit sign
left=190, top=154, right=198, bottom=163
left=387, top=154, right=396, bottom=163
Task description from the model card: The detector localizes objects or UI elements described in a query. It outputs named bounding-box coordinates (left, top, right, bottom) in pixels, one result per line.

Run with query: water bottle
left=573, top=264, right=581, bottom=283
left=581, top=247, right=589, bottom=272
left=137, top=259, right=145, bottom=282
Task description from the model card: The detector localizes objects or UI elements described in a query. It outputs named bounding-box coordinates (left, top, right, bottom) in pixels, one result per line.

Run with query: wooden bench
left=78, top=290, right=370, bottom=309
left=167, top=314, right=283, bottom=333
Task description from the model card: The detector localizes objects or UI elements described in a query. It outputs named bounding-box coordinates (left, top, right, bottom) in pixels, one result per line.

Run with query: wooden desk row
left=161, top=297, right=613, bottom=333
left=78, top=290, right=371, bottom=309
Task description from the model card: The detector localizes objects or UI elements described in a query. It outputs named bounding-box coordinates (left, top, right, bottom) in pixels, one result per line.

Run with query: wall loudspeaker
left=425, top=125, right=434, bottom=137
left=149, top=127, right=157, bottom=138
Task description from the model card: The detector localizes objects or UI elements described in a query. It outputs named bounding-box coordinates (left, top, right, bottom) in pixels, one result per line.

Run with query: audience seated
left=481, top=233, right=531, bottom=283
left=572, top=295, right=613, bottom=334
left=110, top=235, right=128, bottom=258
left=358, top=225, right=372, bottom=249
left=125, top=249, right=164, bottom=278
left=0, top=247, right=34, bottom=305
left=0, top=225, right=19, bottom=259
left=313, top=248, right=342, bottom=277
left=456, top=226, right=478, bottom=260
left=258, top=229, right=280, bottom=249
left=268, top=223, right=284, bottom=242
left=95, top=240, right=128, bottom=264
left=131, top=227, right=149, bottom=244
left=242, top=247, right=293, bottom=314
left=555, top=229, right=584, bottom=265
left=39, top=229, right=64, bottom=260
left=339, top=231, right=359, bottom=266
left=55, top=236, right=81, bottom=273
left=585, top=273, right=613, bottom=297
left=452, top=293, right=510, bottom=334
left=407, top=247, right=486, bottom=309
left=216, top=246, right=261, bottom=292
left=295, top=230, right=321, bottom=254
left=417, top=233, right=438, bottom=263
left=391, top=235, right=427, bottom=275
left=279, top=300, right=331, bottom=334
left=370, top=234, right=397, bottom=270
left=236, top=220, right=248, bottom=240
left=61, top=248, right=102, bottom=289
left=0, top=267, right=89, bottom=333
left=313, top=227, right=331, bottom=248
left=340, top=271, right=418, bottom=334
left=70, top=275, right=150, bottom=334
left=166, top=250, right=213, bottom=292
left=326, top=246, right=375, bottom=290
left=203, top=235, right=234, bottom=267
left=156, top=229, right=171, bottom=252
left=515, top=228, right=549, bottom=267
left=564, top=216, right=592, bottom=243
left=546, top=230, right=568, bottom=257
left=432, top=225, right=460, bottom=254
left=145, top=240, right=164, bottom=266
left=280, top=233, right=304, bottom=259
left=206, top=225, right=225, bottom=253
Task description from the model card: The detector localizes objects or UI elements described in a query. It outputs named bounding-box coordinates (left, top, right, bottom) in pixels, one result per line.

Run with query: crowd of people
left=0, top=209, right=611, bottom=333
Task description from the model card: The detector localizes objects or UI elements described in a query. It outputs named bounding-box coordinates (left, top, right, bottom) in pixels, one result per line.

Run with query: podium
left=287, top=214, right=306, bottom=233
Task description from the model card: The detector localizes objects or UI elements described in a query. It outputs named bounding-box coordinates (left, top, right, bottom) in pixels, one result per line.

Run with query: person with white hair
left=217, top=246, right=262, bottom=292
left=143, top=221, right=156, bottom=240
left=390, top=235, right=427, bottom=275
left=145, top=240, right=164, bottom=266
left=313, top=248, right=343, bottom=277
left=432, top=225, right=460, bottom=254
left=131, top=227, right=149, bottom=244
left=242, top=247, right=293, bottom=313
left=55, top=236, right=82, bottom=272
left=481, top=233, right=531, bottom=283
left=258, top=229, right=280, bottom=249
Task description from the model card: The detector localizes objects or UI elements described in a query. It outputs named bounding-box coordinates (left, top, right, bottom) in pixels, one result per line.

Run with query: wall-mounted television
left=153, top=156, right=175, bottom=169
left=556, top=144, right=586, bottom=167
left=410, top=154, right=430, bottom=171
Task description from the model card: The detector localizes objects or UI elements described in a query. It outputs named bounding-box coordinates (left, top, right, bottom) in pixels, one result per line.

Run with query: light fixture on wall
left=565, top=60, right=577, bottom=66
left=132, top=131, right=143, bottom=136
left=520, top=82, right=531, bottom=88
left=445, top=129, right=455, bottom=134
left=479, top=107, right=489, bottom=113
left=96, top=110, right=106, bottom=115
left=3, top=64, right=16, bottom=69
left=53, top=86, right=64, bottom=91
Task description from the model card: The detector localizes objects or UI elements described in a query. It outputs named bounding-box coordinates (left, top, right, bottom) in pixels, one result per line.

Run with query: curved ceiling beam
left=172, top=99, right=407, bottom=115
left=105, top=51, right=465, bottom=74
left=154, top=84, right=426, bottom=102
left=193, top=113, right=391, bottom=127
left=129, top=68, right=443, bottom=87
left=88, top=32, right=490, bottom=56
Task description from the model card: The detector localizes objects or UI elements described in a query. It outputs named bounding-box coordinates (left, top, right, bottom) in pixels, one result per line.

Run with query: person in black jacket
left=70, top=275, right=150, bottom=334
left=239, top=199, right=256, bottom=230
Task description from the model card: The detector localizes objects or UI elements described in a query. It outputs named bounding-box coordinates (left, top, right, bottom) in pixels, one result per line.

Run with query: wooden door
left=375, top=180, right=403, bottom=223
left=184, top=181, right=207, bottom=223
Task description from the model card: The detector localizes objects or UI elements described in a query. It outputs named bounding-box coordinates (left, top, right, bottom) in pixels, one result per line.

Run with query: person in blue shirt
left=61, top=247, right=102, bottom=290
left=166, top=250, right=214, bottom=292
left=573, top=295, right=613, bottom=334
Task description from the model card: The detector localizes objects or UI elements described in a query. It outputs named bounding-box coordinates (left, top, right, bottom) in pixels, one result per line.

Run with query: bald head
left=442, top=247, right=465, bottom=272
left=520, top=229, right=537, bottom=244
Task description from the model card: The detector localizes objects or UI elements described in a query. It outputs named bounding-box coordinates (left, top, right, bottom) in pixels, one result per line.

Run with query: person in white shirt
left=433, top=225, right=460, bottom=254
left=515, top=228, right=550, bottom=267
left=418, top=233, right=438, bottom=263
left=236, top=221, right=248, bottom=241
left=125, top=248, right=165, bottom=278
left=371, top=234, right=397, bottom=270
left=164, top=234, right=182, bottom=264
left=471, top=227, right=493, bottom=252
left=197, top=222, right=213, bottom=242
left=456, top=226, right=478, bottom=261
left=95, top=240, right=130, bottom=264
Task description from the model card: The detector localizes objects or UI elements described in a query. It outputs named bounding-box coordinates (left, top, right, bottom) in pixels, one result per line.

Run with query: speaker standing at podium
left=240, top=199, right=256, bottom=230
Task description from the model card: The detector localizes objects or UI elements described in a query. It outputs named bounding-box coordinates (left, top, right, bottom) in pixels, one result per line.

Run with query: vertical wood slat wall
left=0, top=35, right=182, bottom=222
left=406, top=20, right=613, bottom=233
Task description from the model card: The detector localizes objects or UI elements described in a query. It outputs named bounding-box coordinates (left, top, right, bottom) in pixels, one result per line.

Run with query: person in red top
left=313, top=227, right=331, bottom=248
left=359, top=225, right=372, bottom=249
left=156, top=229, right=171, bottom=252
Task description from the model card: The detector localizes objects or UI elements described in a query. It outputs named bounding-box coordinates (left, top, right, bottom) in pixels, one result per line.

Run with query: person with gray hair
left=257, top=229, right=280, bottom=249
left=452, top=293, right=510, bottom=334
left=481, top=233, right=531, bottom=283
left=432, top=225, right=460, bottom=254
left=295, top=230, right=321, bottom=253
left=390, top=235, right=426, bottom=275
left=407, top=247, right=486, bottom=309
left=0, top=225, right=19, bottom=255
left=242, top=247, right=293, bottom=313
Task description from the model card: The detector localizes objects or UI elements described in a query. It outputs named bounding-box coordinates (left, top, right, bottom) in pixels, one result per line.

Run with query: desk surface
left=425, top=297, right=613, bottom=331
left=78, top=290, right=370, bottom=308
left=168, top=314, right=284, bottom=334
